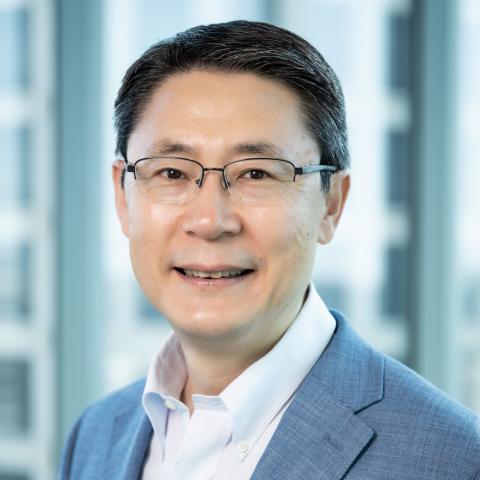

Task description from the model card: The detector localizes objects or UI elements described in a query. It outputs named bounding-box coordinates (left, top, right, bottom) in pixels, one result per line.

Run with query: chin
left=167, top=309, right=256, bottom=340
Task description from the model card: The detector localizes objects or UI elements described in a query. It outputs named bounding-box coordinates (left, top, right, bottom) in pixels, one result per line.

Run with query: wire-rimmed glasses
left=125, top=157, right=338, bottom=204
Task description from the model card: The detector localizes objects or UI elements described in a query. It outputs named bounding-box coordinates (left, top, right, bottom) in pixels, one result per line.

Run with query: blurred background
left=0, top=0, right=479, bottom=478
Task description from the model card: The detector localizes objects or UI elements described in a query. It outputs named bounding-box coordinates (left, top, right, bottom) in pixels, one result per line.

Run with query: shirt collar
left=142, top=282, right=335, bottom=460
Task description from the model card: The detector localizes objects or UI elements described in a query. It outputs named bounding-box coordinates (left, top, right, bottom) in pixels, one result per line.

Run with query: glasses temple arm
left=294, top=165, right=338, bottom=175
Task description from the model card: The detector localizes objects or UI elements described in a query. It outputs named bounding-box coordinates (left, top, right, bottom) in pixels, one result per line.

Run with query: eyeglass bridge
left=195, top=167, right=230, bottom=188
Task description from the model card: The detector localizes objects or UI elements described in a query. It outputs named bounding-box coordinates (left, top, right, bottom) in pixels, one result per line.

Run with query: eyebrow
left=144, top=140, right=288, bottom=159
left=145, top=141, right=194, bottom=157
left=233, top=141, right=287, bottom=158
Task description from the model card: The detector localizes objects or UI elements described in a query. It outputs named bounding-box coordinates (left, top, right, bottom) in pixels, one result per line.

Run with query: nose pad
left=222, top=173, right=231, bottom=190
left=195, top=171, right=205, bottom=188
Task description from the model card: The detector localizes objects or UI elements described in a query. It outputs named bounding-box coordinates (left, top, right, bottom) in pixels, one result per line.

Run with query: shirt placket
left=168, top=397, right=233, bottom=480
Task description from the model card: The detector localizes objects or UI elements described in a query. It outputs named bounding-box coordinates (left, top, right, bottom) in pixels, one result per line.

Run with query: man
left=59, top=21, right=480, bottom=479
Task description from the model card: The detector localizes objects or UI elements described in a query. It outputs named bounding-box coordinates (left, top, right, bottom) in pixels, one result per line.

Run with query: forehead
left=127, top=70, right=319, bottom=162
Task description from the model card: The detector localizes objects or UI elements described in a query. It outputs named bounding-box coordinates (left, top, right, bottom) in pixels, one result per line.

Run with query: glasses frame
left=124, top=156, right=338, bottom=201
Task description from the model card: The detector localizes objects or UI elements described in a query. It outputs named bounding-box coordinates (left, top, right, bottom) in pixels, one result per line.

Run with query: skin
left=113, top=70, right=350, bottom=414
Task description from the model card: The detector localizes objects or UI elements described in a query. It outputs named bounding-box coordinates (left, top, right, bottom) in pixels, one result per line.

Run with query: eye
left=161, top=169, right=183, bottom=179
left=246, top=169, right=267, bottom=180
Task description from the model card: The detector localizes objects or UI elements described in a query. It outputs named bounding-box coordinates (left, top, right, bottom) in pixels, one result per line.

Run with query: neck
left=177, top=290, right=307, bottom=415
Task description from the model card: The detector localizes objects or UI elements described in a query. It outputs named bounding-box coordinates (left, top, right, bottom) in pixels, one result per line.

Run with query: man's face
left=113, top=71, right=348, bottom=344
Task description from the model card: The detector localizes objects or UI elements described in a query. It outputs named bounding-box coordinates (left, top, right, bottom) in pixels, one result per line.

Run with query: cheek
left=126, top=195, right=176, bottom=276
left=283, top=180, right=323, bottom=251
left=249, top=183, right=322, bottom=275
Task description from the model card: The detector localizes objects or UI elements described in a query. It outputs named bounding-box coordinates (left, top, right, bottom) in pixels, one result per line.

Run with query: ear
left=112, top=159, right=130, bottom=238
left=318, top=170, right=351, bottom=245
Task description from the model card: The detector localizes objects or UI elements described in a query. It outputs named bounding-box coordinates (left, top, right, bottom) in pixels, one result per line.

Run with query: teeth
left=182, top=269, right=247, bottom=278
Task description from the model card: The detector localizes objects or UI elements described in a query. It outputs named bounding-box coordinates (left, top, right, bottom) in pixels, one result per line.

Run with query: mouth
left=174, top=267, right=253, bottom=279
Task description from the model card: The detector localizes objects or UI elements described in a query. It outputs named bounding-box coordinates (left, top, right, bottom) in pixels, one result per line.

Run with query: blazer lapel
left=102, top=403, right=153, bottom=480
left=252, top=311, right=384, bottom=480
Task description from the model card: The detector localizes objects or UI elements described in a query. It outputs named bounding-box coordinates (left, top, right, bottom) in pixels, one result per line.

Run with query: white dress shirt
left=141, top=283, right=336, bottom=480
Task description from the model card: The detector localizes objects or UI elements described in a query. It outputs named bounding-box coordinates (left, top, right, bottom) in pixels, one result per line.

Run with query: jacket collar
left=310, top=310, right=384, bottom=413
left=251, top=310, right=384, bottom=480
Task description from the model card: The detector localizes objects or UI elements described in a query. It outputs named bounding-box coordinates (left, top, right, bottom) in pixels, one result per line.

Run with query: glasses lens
left=224, top=159, right=295, bottom=203
left=134, top=157, right=202, bottom=203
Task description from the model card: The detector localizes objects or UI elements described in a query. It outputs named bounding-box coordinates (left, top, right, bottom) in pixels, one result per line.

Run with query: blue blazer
left=59, top=311, right=480, bottom=479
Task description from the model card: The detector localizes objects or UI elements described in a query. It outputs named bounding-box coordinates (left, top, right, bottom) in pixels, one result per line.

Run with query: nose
left=181, top=171, right=242, bottom=240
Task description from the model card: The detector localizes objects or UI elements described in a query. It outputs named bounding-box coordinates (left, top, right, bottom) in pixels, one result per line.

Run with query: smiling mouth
left=175, top=268, right=252, bottom=279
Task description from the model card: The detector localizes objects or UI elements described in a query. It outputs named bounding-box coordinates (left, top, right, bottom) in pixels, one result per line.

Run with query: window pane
left=388, top=13, right=411, bottom=92
left=0, top=244, right=30, bottom=321
left=382, top=247, right=408, bottom=318
left=0, top=128, right=30, bottom=207
left=0, top=474, right=29, bottom=480
left=387, top=130, right=409, bottom=205
left=0, top=9, right=29, bottom=90
left=0, top=360, right=29, bottom=434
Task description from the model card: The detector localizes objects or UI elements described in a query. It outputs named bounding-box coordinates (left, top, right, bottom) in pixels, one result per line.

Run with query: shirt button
left=237, top=441, right=248, bottom=452
left=164, top=400, right=176, bottom=410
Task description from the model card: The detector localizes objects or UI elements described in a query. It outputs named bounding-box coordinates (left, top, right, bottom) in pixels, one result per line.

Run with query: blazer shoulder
left=68, top=376, right=147, bottom=443
left=328, top=311, right=479, bottom=435
left=361, top=356, right=480, bottom=476
left=58, top=377, right=148, bottom=479
left=329, top=324, right=480, bottom=478
left=383, top=355, right=480, bottom=428
left=83, top=376, right=147, bottom=422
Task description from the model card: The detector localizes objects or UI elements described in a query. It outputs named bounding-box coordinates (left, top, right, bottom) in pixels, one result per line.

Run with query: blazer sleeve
left=57, top=414, right=84, bottom=480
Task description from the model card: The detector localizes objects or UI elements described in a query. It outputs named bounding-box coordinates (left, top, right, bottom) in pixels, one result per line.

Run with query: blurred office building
left=0, top=0, right=479, bottom=479
left=0, top=0, right=56, bottom=478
